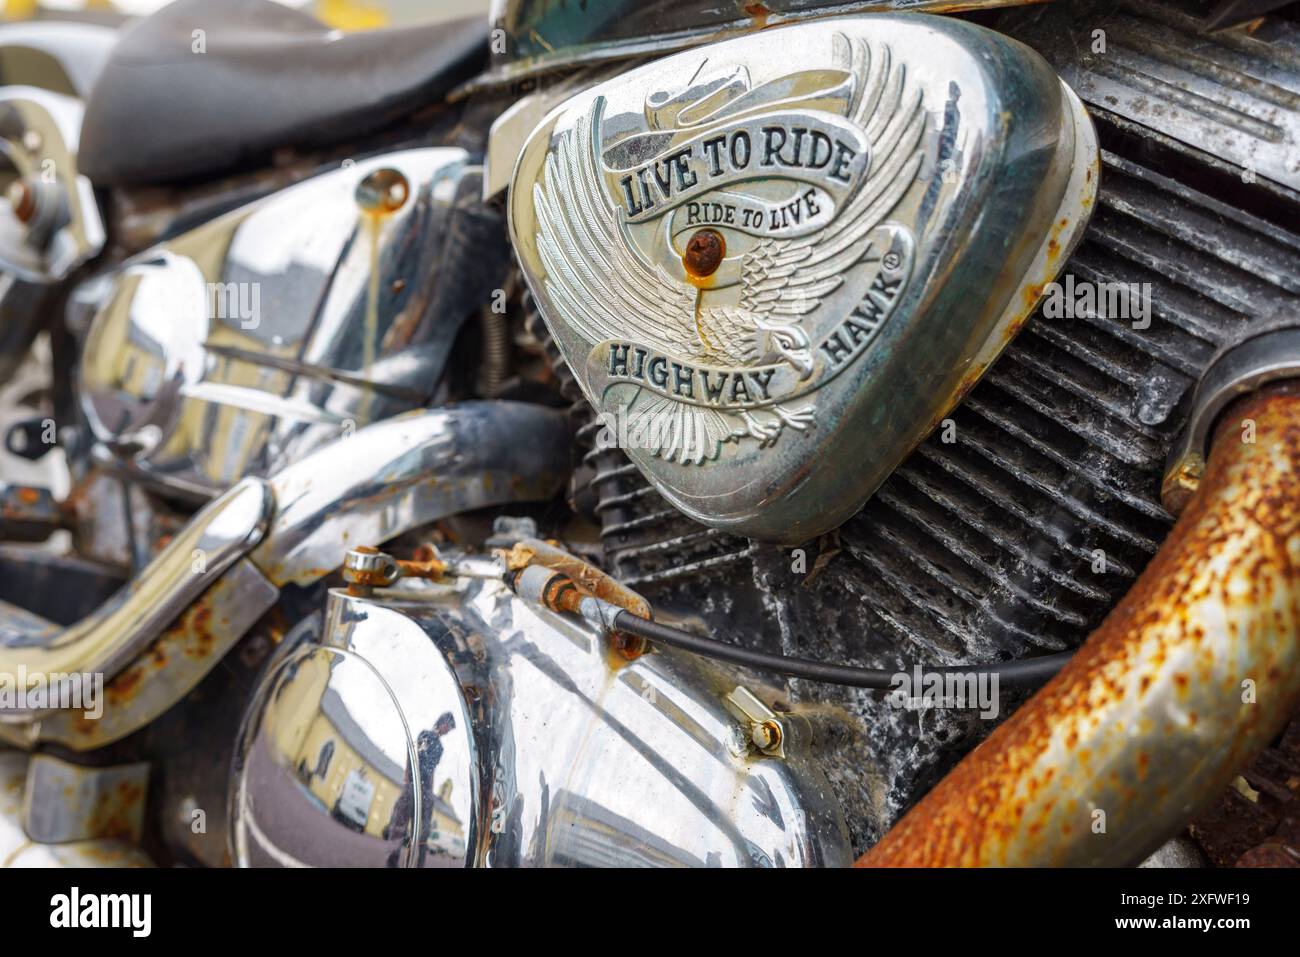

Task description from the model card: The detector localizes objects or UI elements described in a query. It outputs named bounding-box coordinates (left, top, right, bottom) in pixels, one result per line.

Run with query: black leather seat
left=79, top=0, right=485, bottom=187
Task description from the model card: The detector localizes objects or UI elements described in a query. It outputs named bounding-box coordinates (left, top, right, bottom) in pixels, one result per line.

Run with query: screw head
left=355, top=167, right=410, bottom=214
left=751, top=721, right=781, bottom=751
left=610, top=631, right=646, bottom=661
left=682, top=228, right=725, bottom=279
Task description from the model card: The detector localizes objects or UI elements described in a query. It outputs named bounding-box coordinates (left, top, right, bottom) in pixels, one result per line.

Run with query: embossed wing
left=533, top=97, right=699, bottom=354
left=534, top=97, right=749, bottom=465
left=724, top=40, right=927, bottom=327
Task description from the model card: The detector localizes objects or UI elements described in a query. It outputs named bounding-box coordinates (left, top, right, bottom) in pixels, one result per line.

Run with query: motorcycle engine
left=3, top=0, right=1298, bottom=871
left=502, top=0, right=1300, bottom=851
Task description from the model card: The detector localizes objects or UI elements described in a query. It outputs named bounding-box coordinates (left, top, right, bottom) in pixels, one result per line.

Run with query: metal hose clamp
left=1162, top=323, right=1300, bottom=514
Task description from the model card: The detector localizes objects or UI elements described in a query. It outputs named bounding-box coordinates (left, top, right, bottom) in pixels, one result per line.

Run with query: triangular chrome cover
left=510, top=14, right=1098, bottom=543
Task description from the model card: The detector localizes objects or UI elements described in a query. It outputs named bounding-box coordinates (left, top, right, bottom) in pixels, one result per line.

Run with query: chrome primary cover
left=232, top=573, right=851, bottom=867
left=509, top=14, right=1098, bottom=543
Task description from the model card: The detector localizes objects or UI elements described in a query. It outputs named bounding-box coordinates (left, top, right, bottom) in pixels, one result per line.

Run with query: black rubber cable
left=611, top=610, right=1072, bottom=690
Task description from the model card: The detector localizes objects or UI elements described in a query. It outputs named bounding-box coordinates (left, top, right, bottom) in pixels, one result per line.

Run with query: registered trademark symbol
left=882, top=252, right=901, bottom=270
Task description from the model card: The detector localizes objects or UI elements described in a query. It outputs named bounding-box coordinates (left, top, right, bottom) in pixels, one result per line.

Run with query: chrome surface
left=1, top=400, right=564, bottom=747
left=0, top=85, right=104, bottom=283
left=0, top=751, right=152, bottom=867
left=482, top=0, right=1041, bottom=85
left=233, top=596, right=476, bottom=868
left=232, top=572, right=852, bottom=867
left=510, top=14, right=1098, bottom=543
left=0, top=476, right=273, bottom=732
left=724, top=685, right=786, bottom=758
left=0, top=598, right=57, bottom=648
left=77, top=148, right=484, bottom=498
left=250, top=402, right=571, bottom=588
left=1162, top=325, right=1300, bottom=513
left=483, top=66, right=623, bottom=201
left=341, top=547, right=404, bottom=591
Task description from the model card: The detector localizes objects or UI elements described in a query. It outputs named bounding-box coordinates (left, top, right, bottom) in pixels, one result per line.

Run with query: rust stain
left=743, top=2, right=771, bottom=29
left=506, top=538, right=652, bottom=620
left=396, top=544, right=450, bottom=582
left=949, top=209, right=1077, bottom=413
left=503, top=539, right=651, bottom=662
left=82, top=778, right=145, bottom=843
left=104, top=666, right=144, bottom=706
left=69, top=577, right=241, bottom=743
left=1021, top=280, right=1046, bottom=312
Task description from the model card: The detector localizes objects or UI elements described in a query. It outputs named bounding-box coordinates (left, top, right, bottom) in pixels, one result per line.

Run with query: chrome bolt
left=724, top=686, right=787, bottom=758
left=342, top=546, right=402, bottom=594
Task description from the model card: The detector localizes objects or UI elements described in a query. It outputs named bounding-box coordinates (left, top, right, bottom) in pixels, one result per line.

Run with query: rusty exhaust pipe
left=860, top=380, right=1300, bottom=867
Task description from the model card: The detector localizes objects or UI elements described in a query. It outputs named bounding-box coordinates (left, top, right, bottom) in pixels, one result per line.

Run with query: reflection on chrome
left=232, top=570, right=852, bottom=868
left=77, top=148, right=489, bottom=499
left=236, top=645, right=470, bottom=868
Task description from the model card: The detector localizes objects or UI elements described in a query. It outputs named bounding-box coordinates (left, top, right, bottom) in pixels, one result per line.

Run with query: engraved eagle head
left=752, top=315, right=814, bottom=379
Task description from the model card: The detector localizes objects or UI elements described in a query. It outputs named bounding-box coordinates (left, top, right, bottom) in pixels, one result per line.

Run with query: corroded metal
left=860, top=386, right=1300, bottom=867
left=0, top=752, right=152, bottom=868
left=34, top=559, right=279, bottom=752
left=501, top=537, right=652, bottom=619
left=0, top=477, right=273, bottom=732
left=0, top=403, right=565, bottom=751
left=22, top=753, right=150, bottom=845
left=1162, top=326, right=1300, bottom=514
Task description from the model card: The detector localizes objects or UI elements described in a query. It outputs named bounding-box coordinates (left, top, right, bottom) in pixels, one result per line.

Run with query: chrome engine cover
left=231, top=572, right=852, bottom=868
left=508, top=14, right=1097, bottom=543
left=76, top=148, right=491, bottom=499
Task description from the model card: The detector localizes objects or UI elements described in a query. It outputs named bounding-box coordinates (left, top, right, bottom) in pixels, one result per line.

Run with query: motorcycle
left=0, top=0, right=1297, bottom=869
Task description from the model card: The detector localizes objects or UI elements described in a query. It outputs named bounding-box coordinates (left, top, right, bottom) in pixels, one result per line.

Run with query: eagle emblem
left=509, top=15, right=1098, bottom=542
left=530, top=36, right=927, bottom=465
